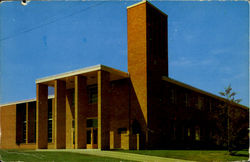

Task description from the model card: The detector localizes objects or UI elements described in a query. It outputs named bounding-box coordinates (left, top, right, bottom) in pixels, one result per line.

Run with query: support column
left=65, top=89, right=73, bottom=149
left=75, top=75, right=88, bottom=149
left=98, top=70, right=110, bottom=150
left=36, top=83, right=48, bottom=149
left=54, top=80, right=66, bottom=149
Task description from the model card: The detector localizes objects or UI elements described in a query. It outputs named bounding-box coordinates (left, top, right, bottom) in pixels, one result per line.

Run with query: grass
left=0, top=149, right=131, bottom=162
left=1, top=149, right=248, bottom=162
left=117, top=149, right=249, bottom=162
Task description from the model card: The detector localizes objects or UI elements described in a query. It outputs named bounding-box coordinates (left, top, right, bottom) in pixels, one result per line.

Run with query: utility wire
left=0, top=1, right=105, bottom=42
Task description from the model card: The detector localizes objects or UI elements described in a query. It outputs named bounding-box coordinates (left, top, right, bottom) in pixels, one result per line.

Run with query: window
left=71, top=90, right=75, bottom=107
left=172, top=124, right=176, bottom=140
left=87, top=130, right=91, bottom=144
left=184, top=93, right=189, bottom=107
left=169, top=88, right=176, bottom=104
left=34, top=103, right=36, bottom=143
left=93, top=129, right=97, bottom=144
left=48, top=99, right=52, bottom=143
left=87, top=119, right=98, bottom=128
left=132, top=120, right=141, bottom=134
left=195, top=127, right=200, bottom=141
left=16, top=103, right=27, bottom=144
left=209, top=99, right=212, bottom=112
left=86, top=118, right=98, bottom=145
left=198, top=96, right=204, bottom=110
left=187, top=128, right=191, bottom=137
left=193, top=95, right=198, bottom=109
left=118, top=128, right=127, bottom=134
left=48, top=86, right=55, bottom=96
left=203, top=98, right=208, bottom=111
left=21, top=104, right=26, bottom=143
left=88, top=85, right=97, bottom=104
left=22, top=112, right=27, bottom=143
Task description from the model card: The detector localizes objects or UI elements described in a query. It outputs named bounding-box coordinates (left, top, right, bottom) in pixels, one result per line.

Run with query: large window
left=16, top=103, right=27, bottom=144
left=33, top=104, right=36, bottom=143
left=87, top=118, right=98, bottom=128
left=48, top=99, right=52, bottom=143
left=22, top=111, right=27, bottom=143
left=31, top=102, right=36, bottom=143
left=88, top=85, right=97, bottom=104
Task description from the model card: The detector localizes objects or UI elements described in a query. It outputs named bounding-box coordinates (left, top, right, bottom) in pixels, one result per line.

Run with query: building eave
left=127, top=0, right=147, bottom=9
left=35, top=64, right=128, bottom=84
left=0, top=95, right=55, bottom=107
left=127, top=0, right=168, bottom=17
left=162, top=76, right=249, bottom=110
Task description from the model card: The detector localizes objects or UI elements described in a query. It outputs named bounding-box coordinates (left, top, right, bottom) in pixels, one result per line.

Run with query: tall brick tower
left=127, top=0, right=168, bottom=148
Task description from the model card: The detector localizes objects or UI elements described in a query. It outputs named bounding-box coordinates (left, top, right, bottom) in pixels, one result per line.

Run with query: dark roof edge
left=162, top=76, right=249, bottom=110
left=127, top=0, right=168, bottom=17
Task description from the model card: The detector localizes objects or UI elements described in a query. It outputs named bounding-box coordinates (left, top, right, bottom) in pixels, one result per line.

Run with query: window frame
left=88, top=85, right=97, bottom=104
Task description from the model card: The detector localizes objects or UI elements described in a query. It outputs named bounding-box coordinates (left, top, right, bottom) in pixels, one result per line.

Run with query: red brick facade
left=0, top=1, right=248, bottom=150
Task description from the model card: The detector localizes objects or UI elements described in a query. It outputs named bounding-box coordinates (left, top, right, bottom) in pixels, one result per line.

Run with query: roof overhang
left=127, top=0, right=168, bottom=17
left=162, top=76, right=249, bottom=110
left=0, top=95, right=54, bottom=107
left=36, top=64, right=129, bottom=87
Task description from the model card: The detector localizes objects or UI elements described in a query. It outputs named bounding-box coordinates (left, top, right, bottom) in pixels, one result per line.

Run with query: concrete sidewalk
left=37, top=149, right=194, bottom=162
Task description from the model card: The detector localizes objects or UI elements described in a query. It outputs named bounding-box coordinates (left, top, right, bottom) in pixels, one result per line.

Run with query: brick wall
left=0, top=105, right=17, bottom=149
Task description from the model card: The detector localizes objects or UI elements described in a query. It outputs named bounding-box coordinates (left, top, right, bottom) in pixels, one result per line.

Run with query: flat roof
left=127, top=0, right=147, bottom=9
left=1, top=65, right=128, bottom=107
left=162, top=76, right=248, bottom=110
left=36, top=64, right=128, bottom=84
left=127, top=0, right=168, bottom=17
left=0, top=95, right=54, bottom=107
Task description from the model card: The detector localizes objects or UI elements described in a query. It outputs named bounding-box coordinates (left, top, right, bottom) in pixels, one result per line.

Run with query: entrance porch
left=35, top=65, right=128, bottom=150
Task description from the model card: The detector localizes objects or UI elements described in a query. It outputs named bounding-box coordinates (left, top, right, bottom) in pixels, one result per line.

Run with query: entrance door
left=86, top=128, right=98, bottom=149
left=86, top=118, right=98, bottom=149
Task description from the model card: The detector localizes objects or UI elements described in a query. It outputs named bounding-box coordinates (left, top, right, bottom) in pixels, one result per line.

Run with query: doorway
left=86, top=118, right=98, bottom=149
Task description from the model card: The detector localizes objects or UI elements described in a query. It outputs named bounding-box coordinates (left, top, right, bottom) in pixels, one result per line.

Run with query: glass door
left=86, top=118, right=98, bottom=149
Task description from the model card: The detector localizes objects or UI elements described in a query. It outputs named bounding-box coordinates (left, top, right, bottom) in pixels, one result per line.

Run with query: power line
left=0, top=1, right=105, bottom=42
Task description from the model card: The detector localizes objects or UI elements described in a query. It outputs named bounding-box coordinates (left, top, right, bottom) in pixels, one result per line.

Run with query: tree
left=219, top=84, right=243, bottom=154
left=219, top=84, right=242, bottom=104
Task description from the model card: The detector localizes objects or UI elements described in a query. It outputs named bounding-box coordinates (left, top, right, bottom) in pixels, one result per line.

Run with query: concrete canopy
left=35, top=64, right=129, bottom=89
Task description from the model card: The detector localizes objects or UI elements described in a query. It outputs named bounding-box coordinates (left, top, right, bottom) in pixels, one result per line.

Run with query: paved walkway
left=37, top=149, right=194, bottom=162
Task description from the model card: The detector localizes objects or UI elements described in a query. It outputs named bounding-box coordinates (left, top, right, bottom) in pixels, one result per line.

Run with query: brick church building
left=0, top=1, right=248, bottom=150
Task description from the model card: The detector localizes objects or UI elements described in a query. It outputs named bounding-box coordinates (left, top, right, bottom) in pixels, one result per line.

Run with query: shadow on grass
left=230, top=152, right=249, bottom=158
left=232, top=153, right=248, bottom=157
left=115, top=149, right=249, bottom=161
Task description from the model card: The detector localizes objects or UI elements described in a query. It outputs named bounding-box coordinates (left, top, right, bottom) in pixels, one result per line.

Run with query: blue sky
left=0, top=1, right=249, bottom=107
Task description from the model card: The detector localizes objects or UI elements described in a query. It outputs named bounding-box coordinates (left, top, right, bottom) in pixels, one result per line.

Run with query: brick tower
left=127, top=0, right=168, bottom=148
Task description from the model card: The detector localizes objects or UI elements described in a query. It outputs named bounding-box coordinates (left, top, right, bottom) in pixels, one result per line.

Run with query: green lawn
left=118, top=149, right=249, bottom=162
left=1, top=149, right=248, bottom=162
left=0, top=149, right=131, bottom=162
